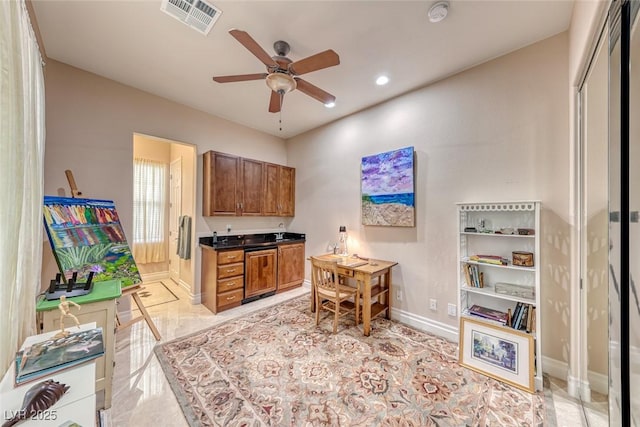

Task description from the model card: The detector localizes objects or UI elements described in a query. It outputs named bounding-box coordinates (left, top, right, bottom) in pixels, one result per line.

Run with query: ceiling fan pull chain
left=279, top=91, right=283, bottom=131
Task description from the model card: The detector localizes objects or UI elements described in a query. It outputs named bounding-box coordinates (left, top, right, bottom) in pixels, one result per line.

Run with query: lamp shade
left=266, top=73, right=297, bottom=94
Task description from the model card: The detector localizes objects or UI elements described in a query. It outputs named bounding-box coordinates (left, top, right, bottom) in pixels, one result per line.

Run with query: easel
left=65, top=170, right=161, bottom=341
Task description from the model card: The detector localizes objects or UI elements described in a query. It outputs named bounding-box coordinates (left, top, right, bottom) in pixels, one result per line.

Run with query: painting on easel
left=43, top=196, right=141, bottom=287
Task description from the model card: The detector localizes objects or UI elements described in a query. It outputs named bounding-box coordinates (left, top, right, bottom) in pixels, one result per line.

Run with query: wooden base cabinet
left=277, top=242, right=305, bottom=291
left=245, top=248, right=277, bottom=298
left=201, top=247, right=244, bottom=313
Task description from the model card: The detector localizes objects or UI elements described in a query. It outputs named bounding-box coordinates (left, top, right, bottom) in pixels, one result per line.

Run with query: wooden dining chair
left=310, top=256, right=360, bottom=333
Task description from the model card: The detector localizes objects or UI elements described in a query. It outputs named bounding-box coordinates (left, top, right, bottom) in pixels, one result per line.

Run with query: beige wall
left=287, top=33, right=570, bottom=362
left=42, top=60, right=288, bottom=295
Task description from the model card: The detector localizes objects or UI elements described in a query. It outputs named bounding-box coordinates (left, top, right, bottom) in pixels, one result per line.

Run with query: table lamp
left=338, top=226, right=348, bottom=256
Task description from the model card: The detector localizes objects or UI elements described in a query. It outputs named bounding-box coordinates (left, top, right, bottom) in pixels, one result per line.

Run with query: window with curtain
left=0, top=0, right=46, bottom=373
left=132, top=158, right=168, bottom=264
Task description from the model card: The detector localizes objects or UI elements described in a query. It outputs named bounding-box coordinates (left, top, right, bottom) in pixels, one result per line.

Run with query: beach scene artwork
left=43, top=196, right=141, bottom=287
left=361, top=146, right=415, bottom=226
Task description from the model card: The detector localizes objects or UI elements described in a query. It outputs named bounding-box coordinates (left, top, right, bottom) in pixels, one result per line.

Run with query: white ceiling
left=31, top=1, right=574, bottom=139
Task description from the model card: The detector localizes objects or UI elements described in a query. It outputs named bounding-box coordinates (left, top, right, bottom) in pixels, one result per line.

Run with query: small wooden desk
left=311, top=254, right=398, bottom=336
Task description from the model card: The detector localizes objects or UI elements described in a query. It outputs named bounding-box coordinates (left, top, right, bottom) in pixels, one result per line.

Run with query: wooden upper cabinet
left=203, top=151, right=239, bottom=216
left=240, top=159, right=264, bottom=216
left=263, top=163, right=279, bottom=216
left=278, top=166, right=295, bottom=217
left=263, top=163, right=295, bottom=217
left=203, top=150, right=295, bottom=217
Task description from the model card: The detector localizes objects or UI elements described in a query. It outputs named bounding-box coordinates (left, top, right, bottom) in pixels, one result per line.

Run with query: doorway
left=132, top=133, right=196, bottom=294
left=169, top=158, right=182, bottom=282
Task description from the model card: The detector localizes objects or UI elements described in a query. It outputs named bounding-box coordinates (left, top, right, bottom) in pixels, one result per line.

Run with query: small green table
left=36, top=279, right=122, bottom=409
left=36, top=279, right=122, bottom=311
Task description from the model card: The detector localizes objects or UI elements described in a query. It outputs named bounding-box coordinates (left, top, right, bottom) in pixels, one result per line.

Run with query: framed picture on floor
left=458, top=316, right=534, bottom=393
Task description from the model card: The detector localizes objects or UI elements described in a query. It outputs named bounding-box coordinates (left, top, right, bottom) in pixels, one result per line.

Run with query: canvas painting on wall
left=361, top=146, right=415, bottom=226
left=43, top=196, right=141, bottom=287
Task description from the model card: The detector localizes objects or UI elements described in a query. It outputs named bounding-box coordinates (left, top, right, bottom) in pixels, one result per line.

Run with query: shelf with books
left=462, top=257, right=536, bottom=272
left=460, top=284, right=536, bottom=305
left=457, top=201, right=541, bottom=391
left=460, top=231, right=535, bottom=239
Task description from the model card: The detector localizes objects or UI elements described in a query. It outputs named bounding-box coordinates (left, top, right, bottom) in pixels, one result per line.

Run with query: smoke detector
left=161, top=0, right=222, bottom=35
left=428, top=1, right=449, bottom=23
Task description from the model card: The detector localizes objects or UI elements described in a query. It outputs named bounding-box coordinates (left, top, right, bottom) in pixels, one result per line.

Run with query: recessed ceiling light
left=324, top=102, right=336, bottom=108
left=376, top=75, right=389, bottom=86
left=428, top=1, right=449, bottom=23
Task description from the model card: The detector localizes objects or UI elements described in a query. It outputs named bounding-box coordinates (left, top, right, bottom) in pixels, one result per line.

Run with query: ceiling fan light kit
left=428, top=1, right=449, bottom=23
left=266, top=73, right=297, bottom=94
left=212, top=29, right=340, bottom=114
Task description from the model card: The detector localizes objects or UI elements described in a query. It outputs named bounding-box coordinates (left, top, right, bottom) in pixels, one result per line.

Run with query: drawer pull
left=226, top=296, right=236, bottom=301
left=227, top=255, right=235, bottom=259
left=227, top=269, right=236, bottom=273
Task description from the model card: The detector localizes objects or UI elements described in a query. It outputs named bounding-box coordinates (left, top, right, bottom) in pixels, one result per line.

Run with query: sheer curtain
left=133, top=158, right=168, bottom=263
left=0, top=1, right=46, bottom=373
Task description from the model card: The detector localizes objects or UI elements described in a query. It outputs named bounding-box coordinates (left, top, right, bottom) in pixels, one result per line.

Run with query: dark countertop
left=199, top=232, right=306, bottom=250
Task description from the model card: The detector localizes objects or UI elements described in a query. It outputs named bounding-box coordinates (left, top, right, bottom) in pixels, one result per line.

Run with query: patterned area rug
left=154, top=296, right=546, bottom=426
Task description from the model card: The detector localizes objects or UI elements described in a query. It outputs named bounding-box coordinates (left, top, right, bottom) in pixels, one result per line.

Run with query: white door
left=169, top=158, right=182, bottom=282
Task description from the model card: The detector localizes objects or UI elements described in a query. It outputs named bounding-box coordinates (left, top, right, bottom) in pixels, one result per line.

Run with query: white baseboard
left=542, top=356, right=608, bottom=397
left=391, top=308, right=459, bottom=343
left=543, top=356, right=568, bottom=382
left=303, top=279, right=458, bottom=342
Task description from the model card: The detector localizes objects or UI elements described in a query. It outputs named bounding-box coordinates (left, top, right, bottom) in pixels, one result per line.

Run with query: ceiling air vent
left=161, top=0, right=222, bottom=36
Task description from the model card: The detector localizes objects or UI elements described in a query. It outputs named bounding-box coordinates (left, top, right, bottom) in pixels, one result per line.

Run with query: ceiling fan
left=212, top=29, right=340, bottom=113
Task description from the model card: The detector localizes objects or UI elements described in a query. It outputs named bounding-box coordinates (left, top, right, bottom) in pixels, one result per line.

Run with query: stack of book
left=469, top=254, right=508, bottom=266
left=468, top=304, right=508, bottom=324
left=463, top=263, right=484, bottom=288
left=508, top=303, right=536, bottom=333
left=14, top=327, right=104, bottom=385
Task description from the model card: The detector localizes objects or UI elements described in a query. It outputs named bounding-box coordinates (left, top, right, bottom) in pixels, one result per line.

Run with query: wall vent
left=161, top=0, right=222, bottom=36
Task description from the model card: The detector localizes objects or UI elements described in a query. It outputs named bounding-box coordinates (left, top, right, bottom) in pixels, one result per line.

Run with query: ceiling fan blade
left=229, top=29, right=278, bottom=68
left=269, top=90, right=282, bottom=113
left=288, top=50, right=340, bottom=76
left=212, top=73, right=268, bottom=83
left=294, top=78, right=336, bottom=105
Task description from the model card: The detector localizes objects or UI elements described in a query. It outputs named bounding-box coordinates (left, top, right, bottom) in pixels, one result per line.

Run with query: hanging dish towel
left=177, top=215, right=191, bottom=260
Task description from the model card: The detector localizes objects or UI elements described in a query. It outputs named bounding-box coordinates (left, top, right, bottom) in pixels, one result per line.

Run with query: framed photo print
left=459, top=316, right=534, bottom=393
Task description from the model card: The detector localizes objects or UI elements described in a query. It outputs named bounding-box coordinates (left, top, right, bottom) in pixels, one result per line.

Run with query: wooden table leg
left=386, top=269, right=392, bottom=320
left=130, top=291, right=161, bottom=341
left=362, top=275, right=372, bottom=336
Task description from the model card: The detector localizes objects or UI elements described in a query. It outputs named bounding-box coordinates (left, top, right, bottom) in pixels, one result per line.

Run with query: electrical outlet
left=429, top=299, right=437, bottom=311
left=226, top=224, right=231, bottom=232
left=396, top=289, right=402, bottom=301
left=448, top=303, right=457, bottom=316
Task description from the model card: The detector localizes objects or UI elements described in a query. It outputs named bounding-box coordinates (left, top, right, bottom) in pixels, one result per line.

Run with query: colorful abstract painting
left=361, top=146, right=415, bottom=226
left=43, top=196, right=141, bottom=287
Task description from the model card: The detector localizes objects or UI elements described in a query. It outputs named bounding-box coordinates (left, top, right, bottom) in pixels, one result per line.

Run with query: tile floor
left=101, top=280, right=609, bottom=426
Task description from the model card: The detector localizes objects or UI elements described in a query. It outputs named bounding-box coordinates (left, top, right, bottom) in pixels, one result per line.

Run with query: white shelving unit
left=457, top=201, right=542, bottom=391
